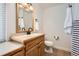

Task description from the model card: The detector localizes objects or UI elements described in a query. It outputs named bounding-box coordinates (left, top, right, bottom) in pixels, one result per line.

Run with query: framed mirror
left=16, top=3, right=34, bottom=33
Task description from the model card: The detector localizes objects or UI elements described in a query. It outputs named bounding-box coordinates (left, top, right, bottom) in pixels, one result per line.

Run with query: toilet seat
left=45, top=41, right=53, bottom=47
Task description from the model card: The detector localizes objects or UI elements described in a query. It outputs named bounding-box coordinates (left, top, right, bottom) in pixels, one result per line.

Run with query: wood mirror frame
left=16, top=3, right=35, bottom=33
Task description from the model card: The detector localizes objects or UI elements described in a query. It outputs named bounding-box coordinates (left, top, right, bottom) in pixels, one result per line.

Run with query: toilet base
left=45, top=47, right=53, bottom=53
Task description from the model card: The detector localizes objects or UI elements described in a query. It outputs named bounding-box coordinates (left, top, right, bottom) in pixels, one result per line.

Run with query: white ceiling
left=38, top=3, right=65, bottom=9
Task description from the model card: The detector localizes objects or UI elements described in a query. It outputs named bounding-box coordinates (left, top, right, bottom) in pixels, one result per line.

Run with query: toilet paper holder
left=54, top=36, right=59, bottom=40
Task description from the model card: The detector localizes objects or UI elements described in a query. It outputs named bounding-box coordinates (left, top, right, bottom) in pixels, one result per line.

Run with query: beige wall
left=42, top=4, right=72, bottom=51
left=6, top=3, right=16, bottom=41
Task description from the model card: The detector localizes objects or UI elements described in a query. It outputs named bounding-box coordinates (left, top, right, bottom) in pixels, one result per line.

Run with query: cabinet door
left=26, top=45, right=39, bottom=56
left=38, top=41, right=45, bottom=56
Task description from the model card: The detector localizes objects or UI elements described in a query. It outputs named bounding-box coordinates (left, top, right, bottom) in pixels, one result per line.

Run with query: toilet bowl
left=45, top=41, right=53, bottom=53
left=45, top=41, right=53, bottom=47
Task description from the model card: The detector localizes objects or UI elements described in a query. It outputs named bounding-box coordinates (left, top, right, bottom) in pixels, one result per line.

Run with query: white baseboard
left=54, top=46, right=71, bottom=52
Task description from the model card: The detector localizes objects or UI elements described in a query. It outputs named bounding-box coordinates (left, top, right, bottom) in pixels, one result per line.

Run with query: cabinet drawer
left=26, top=36, right=44, bottom=51
left=38, top=36, right=44, bottom=43
left=26, top=39, right=38, bottom=51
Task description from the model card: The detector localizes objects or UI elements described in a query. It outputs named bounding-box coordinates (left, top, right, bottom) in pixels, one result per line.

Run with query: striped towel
left=72, top=20, right=79, bottom=56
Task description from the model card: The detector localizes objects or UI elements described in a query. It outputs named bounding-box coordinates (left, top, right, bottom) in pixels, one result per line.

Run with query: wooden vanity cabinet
left=4, top=46, right=25, bottom=56
left=12, top=47, right=25, bottom=56
left=38, top=41, right=44, bottom=56
left=12, top=49, right=24, bottom=56
left=26, top=44, right=39, bottom=56
left=25, top=35, right=45, bottom=56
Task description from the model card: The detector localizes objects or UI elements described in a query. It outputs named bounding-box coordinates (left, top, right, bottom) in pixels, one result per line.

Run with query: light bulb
left=29, top=6, right=33, bottom=11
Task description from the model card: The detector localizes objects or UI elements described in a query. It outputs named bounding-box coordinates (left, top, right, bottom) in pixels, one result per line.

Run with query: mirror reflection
left=16, top=3, right=34, bottom=32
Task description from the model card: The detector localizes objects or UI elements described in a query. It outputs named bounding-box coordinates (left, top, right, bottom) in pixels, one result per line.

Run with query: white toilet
left=45, top=41, right=53, bottom=53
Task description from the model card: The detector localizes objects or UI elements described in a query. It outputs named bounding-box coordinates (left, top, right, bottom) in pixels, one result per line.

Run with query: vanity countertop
left=0, top=41, right=24, bottom=56
left=11, top=33, right=44, bottom=44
